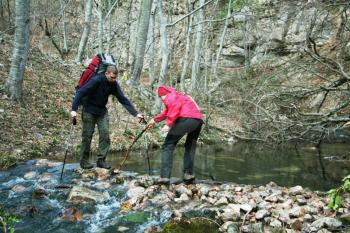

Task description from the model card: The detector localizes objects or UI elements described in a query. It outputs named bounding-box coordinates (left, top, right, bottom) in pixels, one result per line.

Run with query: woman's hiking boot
left=183, top=173, right=195, bottom=184
left=97, top=158, right=111, bottom=169
left=157, top=177, right=170, bottom=185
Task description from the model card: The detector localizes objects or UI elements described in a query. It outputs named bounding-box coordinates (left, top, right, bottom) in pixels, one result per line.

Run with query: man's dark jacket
left=71, top=74, right=138, bottom=116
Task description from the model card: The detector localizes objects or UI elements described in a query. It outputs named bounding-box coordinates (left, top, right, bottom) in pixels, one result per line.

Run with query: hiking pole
left=143, top=133, right=151, bottom=175
left=114, top=122, right=150, bottom=173
left=60, top=117, right=76, bottom=180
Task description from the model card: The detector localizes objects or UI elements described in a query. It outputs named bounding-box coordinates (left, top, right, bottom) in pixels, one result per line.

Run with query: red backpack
left=76, top=53, right=116, bottom=90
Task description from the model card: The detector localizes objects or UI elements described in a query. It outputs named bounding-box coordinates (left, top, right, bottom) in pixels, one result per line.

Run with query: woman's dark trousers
left=160, top=118, right=202, bottom=179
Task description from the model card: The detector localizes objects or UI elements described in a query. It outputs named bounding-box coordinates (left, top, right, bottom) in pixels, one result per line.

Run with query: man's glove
left=136, top=113, right=147, bottom=125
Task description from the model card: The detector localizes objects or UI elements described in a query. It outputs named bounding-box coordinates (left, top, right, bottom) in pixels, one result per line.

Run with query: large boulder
left=67, top=186, right=110, bottom=203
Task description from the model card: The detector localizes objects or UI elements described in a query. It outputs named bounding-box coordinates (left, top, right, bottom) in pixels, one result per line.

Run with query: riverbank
left=1, top=159, right=349, bottom=232
left=0, top=38, right=226, bottom=169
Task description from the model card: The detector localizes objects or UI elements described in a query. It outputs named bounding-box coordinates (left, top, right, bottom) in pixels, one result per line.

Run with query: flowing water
left=0, top=143, right=349, bottom=232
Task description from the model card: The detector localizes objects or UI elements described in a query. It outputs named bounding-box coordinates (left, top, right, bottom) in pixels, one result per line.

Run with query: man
left=147, top=85, right=203, bottom=184
left=71, top=65, right=145, bottom=169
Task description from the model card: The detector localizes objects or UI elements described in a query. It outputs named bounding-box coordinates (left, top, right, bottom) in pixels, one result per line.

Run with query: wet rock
left=221, top=221, right=238, bottom=232
left=32, top=188, right=48, bottom=199
left=144, top=226, right=161, bottom=233
left=304, top=214, right=313, bottom=222
left=174, top=184, right=192, bottom=197
left=289, top=186, right=303, bottom=195
left=127, top=186, right=145, bottom=199
left=219, top=207, right=241, bottom=221
left=270, top=219, right=282, bottom=232
left=117, top=226, right=129, bottom=232
left=11, top=185, right=26, bottom=192
left=67, top=186, right=110, bottom=203
left=121, top=211, right=151, bottom=223
left=295, top=195, right=307, bottom=205
left=340, top=213, right=350, bottom=224
left=310, top=217, right=342, bottom=230
left=290, top=219, right=303, bottom=231
left=215, top=197, right=228, bottom=206
left=241, top=222, right=263, bottom=233
left=137, top=175, right=154, bottom=188
left=35, top=159, right=61, bottom=168
left=59, top=207, right=83, bottom=222
left=38, top=173, right=53, bottom=182
left=255, top=209, right=269, bottom=220
left=272, top=208, right=291, bottom=223
left=289, top=205, right=304, bottom=218
left=174, top=193, right=190, bottom=203
left=198, top=184, right=211, bottom=196
left=162, top=217, right=220, bottom=233
left=111, top=175, right=125, bottom=184
left=24, top=171, right=37, bottom=179
left=91, top=181, right=111, bottom=190
left=91, top=167, right=110, bottom=181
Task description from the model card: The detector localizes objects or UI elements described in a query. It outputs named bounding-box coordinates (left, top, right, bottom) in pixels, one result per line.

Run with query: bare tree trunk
left=60, top=0, right=68, bottom=54
left=0, top=0, right=3, bottom=20
left=129, top=0, right=153, bottom=87
left=125, top=0, right=133, bottom=67
left=212, top=0, right=231, bottom=83
left=190, top=0, right=205, bottom=91
left=157, top=0, right=169, bottom=85
left=243, top=14, right=251, bottom=72
left=149, top=2, right=157, bottom=89
left=76, top=0, right=93, bottom=64
left=96, top=3, right=104, bottom=54
left=180, top=0, right=193, bottom=92
left=5, top=0, right=31, bottom=101
left=153, top=0, right=169, bottom=114
left=106, top=0, right=111, bottom=54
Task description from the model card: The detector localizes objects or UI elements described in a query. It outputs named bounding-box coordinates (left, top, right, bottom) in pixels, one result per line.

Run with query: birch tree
left=96, top=2, right=104, bottom=54
left=148, top=2, right=157, bottom=89
left=76, top=0, right=93, bottom=63
left=212, top=0, right=232, bottom=83
left=60, top=0, right=68, bottom=54
left=190, top=0, right=205, bottom=91
left=180, top=0, right=193, bottom=92
left=128, top=0, right=153, bottom=87
left=5, top=0, right=31, bottom=101
left=153, top=0, right=169, bottom=114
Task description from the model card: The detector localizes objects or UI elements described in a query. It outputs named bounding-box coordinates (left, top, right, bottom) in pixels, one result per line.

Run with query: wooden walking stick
left=113, top=124, right=151, bottom=173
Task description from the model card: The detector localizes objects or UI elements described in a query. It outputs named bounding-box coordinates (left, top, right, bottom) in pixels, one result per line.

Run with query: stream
left=0, top=143, right=349, bottom=232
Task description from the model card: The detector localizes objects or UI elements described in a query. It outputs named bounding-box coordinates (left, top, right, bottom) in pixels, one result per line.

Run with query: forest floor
left=0, top=35, right=232, bottom=169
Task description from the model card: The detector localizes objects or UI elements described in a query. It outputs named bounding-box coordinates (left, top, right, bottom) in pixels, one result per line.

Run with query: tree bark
left=180, top=0, right=193, bottom=92
left=148, top=1, right=157, bottom=89
left=106, top=0, right=112, bottom=54
left=75, top=0, right=93, bottom=64
left=5, top=0, right=31, bottom=101
left=129, top=0, right=153, bottom=87
left=125, top=0, right=133, bottom=67
left=96, top=3, right=104, bottom=54
left=153, top=0, right=169, bottom=114
left=212, top=0, right=231, bottom=83
left=60, top=0, right=69, bottom=54
left=190, top=0, right=205, bottom=91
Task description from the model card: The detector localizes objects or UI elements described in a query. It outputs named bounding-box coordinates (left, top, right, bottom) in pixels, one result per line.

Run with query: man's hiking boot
left=80, top=160, right=93, bottom=169
left=157, top=177, right=170, bottom=185
left=183, top=173, right=195, bottom=184
left=97, top=158, right=111, bottom=169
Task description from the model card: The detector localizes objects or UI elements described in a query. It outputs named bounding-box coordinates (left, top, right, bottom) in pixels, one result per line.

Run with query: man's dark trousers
left=80, top=111, right=110, bottom=163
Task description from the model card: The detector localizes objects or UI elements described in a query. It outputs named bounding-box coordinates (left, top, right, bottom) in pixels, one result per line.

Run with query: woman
left=147, top=85, right=203, bottom=184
